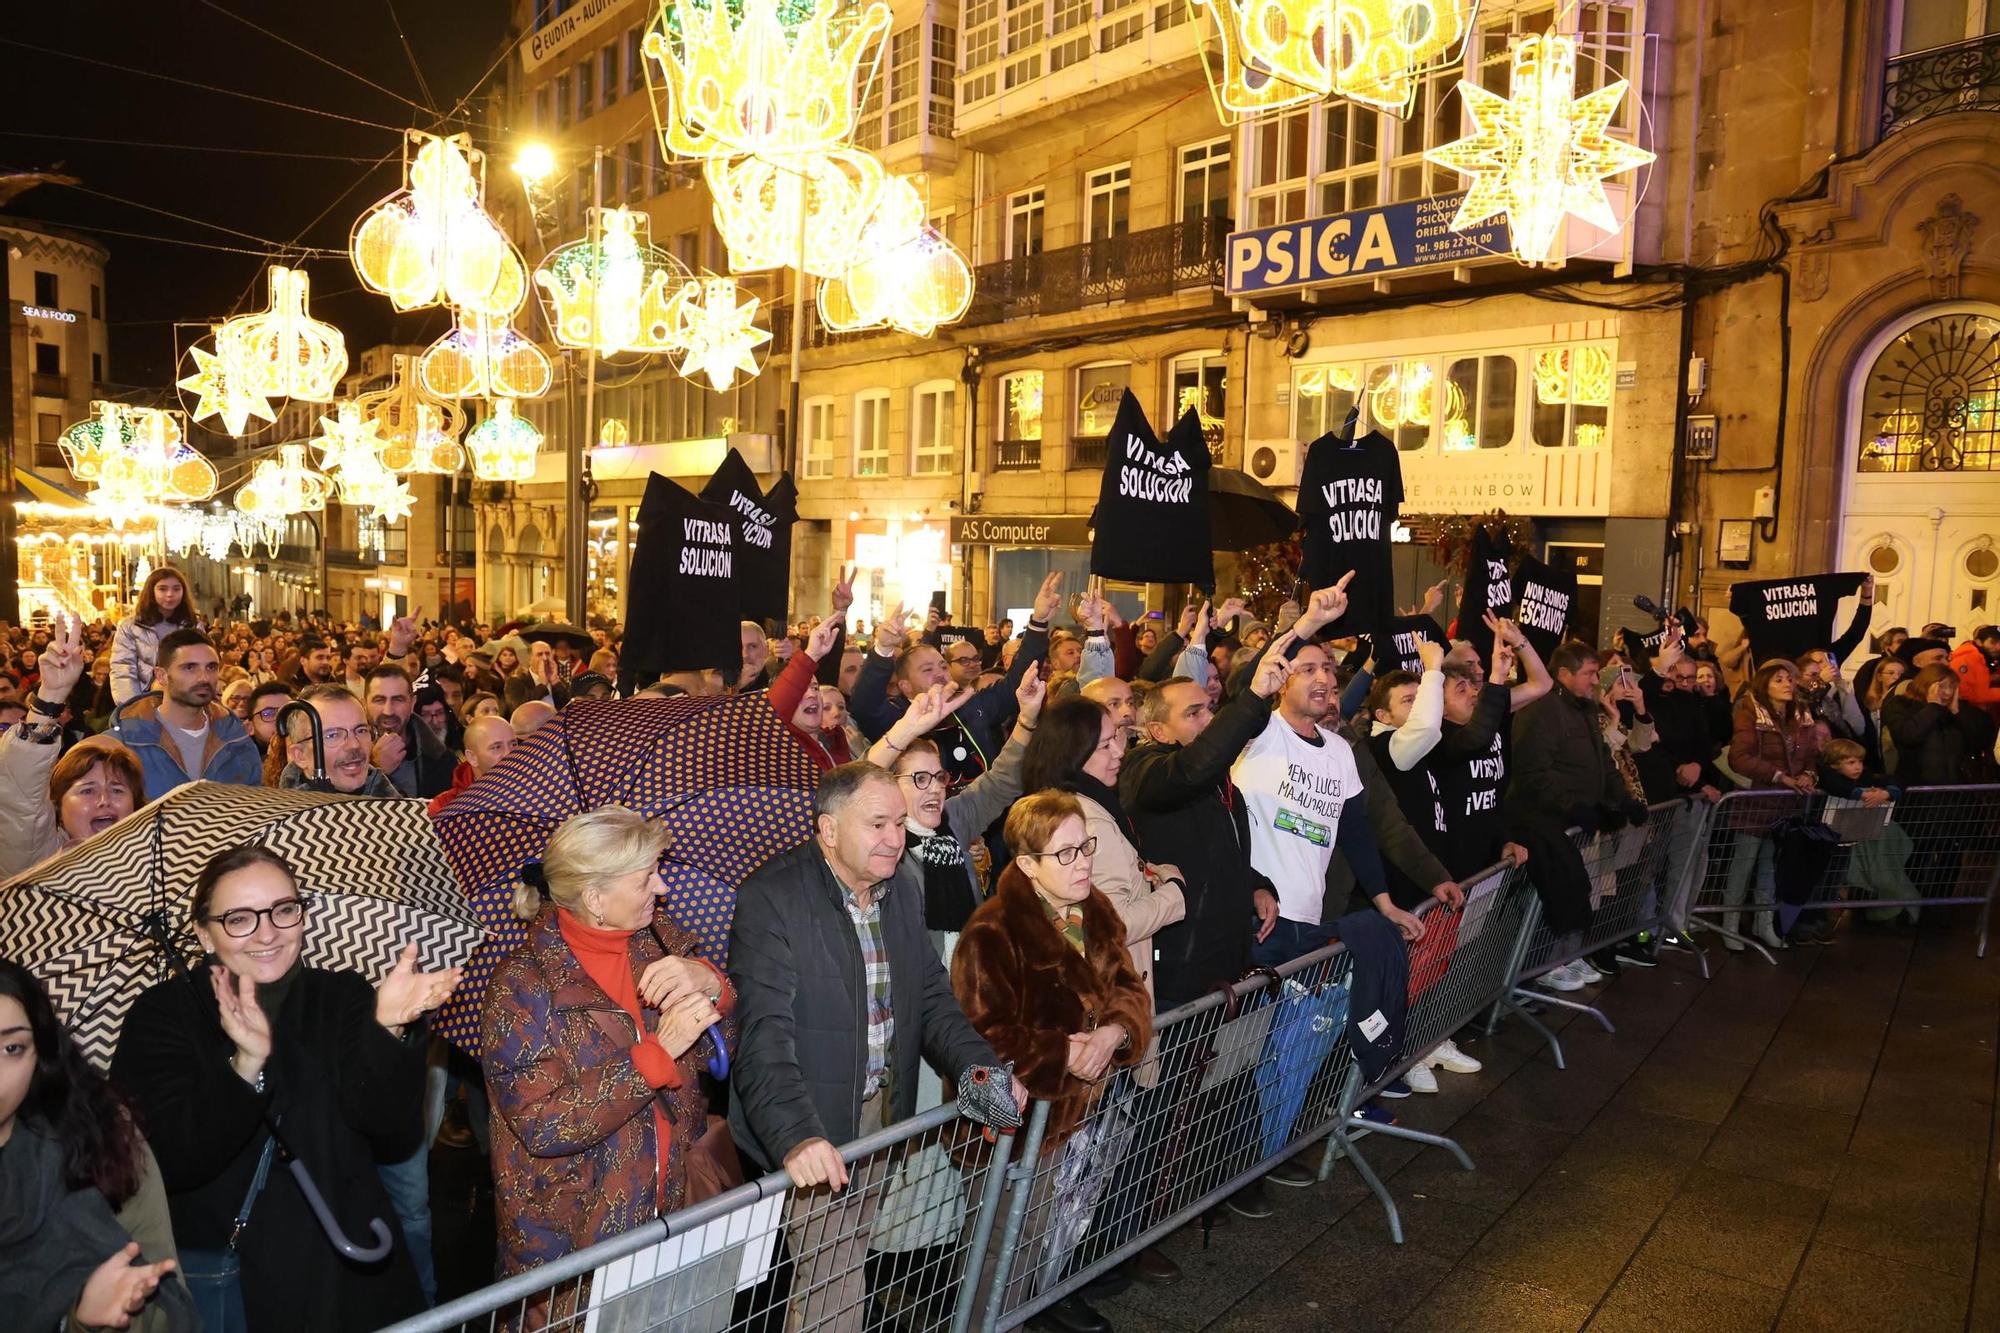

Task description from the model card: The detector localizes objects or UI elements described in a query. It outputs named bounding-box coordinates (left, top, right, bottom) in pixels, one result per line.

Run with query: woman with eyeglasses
left=951, top=790, right=1151, bottom=1328
left=111, top=846, right=457, bottom=1332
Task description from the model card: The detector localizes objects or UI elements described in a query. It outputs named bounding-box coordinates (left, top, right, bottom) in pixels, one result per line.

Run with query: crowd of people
left=6, top=559, right=2000, bottom=1333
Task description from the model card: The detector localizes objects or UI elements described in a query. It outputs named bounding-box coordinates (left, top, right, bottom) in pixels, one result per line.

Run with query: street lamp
left=513, top=142, right=557, bottom=187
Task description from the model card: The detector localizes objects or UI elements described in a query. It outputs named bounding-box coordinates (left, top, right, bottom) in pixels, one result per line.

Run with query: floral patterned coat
left=481, top=904, right=736, bottom=1276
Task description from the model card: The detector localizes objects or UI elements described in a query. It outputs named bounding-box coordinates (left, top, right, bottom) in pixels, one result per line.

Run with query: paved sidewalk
left=1097, top=916, right=2000, bottom=1332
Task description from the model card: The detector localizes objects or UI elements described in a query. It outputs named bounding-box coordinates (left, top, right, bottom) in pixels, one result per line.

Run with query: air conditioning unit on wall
left=1245, top=437, right=1302, bottom=488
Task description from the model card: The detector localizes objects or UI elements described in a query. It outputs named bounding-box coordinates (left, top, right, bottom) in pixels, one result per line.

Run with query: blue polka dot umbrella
left=429, top=694, right=818, bottom=1055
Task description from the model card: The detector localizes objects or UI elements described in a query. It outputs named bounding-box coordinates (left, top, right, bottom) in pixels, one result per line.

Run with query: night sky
left=1, top=0, right=516, bottom=386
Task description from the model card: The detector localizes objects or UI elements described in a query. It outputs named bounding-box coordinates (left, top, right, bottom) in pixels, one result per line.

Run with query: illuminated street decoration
left=177, top=334, right=278, bottom=436
left=1425, top=32, right=1654, bottom=266
left=465, top=399, right=543, bottom=483
left=1190, top=0, right=1477, bottom=120
left=355, top=354, right=467, bottom=471
left=421, top=313, right=555, bottom=400
left=216, top=266, right=349, bottom=403
left=351, top=131, right=528, bottom=317
left=235, top=443, right=334, bottom=518
left=310, top=401, right=386, bottom=478
left=1532, top=345, right=1615, bottom=406
left=59, top=402, right=217, bottom=503
left=704, top=149, right=885, bottom=277
left=818, top=175, right=973, bottom=336
left=533, top=206, right=697, bottom=353
left=672, top=278, right=771, bottom=391
left=599, top=417, right=630, bottom=447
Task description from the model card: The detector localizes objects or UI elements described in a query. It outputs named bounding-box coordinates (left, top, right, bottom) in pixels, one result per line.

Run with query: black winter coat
left=1119, top=686, right=1278, bottom=1007
left=1882, top=694, right=1999, bottom=787
left=1509, top=685, right=1623, bottom=821
left=110, top=963, right=426, bottom=1333
left=727, top=840, right=998, bottom=1170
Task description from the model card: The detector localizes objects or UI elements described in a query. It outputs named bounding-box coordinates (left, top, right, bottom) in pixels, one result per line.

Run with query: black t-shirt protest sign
left=1377, top=615, right=1448, bottom=674
left=1620, top=607, right=1701, bottom=668
left=624, top=472, right=743, bottom=676
left=700, top=449, right=796, bottom=626
left=1727, top=573, right=1866, bottom=663
left=1088, top=391, right=1213, bottom=586
left=1453, top=526, right=1513, bottom=661
left=1510, top=556, right=1579, bottom=660
left=1297, top=428, right=1402, bottom=641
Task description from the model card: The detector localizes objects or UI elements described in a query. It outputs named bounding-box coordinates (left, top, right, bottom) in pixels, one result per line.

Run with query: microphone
left=1632, top=594, right=1668, bottom=622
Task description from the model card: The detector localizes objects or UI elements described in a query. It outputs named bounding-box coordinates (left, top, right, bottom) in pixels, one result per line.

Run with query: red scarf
left=557, top=910, right=679, bottom=1197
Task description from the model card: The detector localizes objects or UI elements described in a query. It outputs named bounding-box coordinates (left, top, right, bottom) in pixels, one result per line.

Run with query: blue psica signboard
left=1225, top=192, right=1512, bottom=296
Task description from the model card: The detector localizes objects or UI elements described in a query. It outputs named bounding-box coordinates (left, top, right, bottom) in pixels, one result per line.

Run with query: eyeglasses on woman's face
left=897, top=767, right=948, bottom=790
left=1030, top=836, right=1097, bottom=866
left=205, top=895, right=311, bottom=937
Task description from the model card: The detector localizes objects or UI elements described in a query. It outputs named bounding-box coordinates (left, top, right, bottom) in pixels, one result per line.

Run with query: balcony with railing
left=955, top=0, right=1205, bottom=147
left=31, top=373, right=67, bottom=399
left=992, top=438, right=1044, bottom=470
left=1883, top=32, right=2000, bottom=133
left=963, top=216, right=1227, bottom=327
left=1069, top=436, right=1108, bottom=469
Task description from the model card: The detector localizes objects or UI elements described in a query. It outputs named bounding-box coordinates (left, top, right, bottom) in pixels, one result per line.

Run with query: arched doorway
left=1839, top=304, right=2000, bottom=640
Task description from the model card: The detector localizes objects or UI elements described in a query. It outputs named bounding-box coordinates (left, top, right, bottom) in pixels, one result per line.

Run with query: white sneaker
left=1428, top=1039, right=1483, bottom=1074
left=1403, top=1061, right=1439, bottom=1093
left=1536, top=962, right=1586, bottom=992
left=1570, top=958, right=1606, bottom=985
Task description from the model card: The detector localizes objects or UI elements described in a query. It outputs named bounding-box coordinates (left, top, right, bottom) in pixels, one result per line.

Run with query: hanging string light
left=1424, top=32, right=1654, bottom=267
left=351, top=131, right=529, bottom=317
left=215, top=265, right=349, bottom=403
left=672, top=278, right=771, bottom=391
left=464, top=399, right=542, bottom=482
left=533, top=206, right=698, bottom=354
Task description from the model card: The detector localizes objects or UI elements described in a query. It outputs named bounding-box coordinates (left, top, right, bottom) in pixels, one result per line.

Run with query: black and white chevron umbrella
left=0, top=779, right=482, bottom=1070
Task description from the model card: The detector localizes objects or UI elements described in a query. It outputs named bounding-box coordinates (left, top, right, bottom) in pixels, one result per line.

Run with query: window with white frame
left=803, top=397, right=836, bottom=479
left=929, top=25, right=956, bottom=137
left=856, top=20, right=957, bottom=146
left=854, top=390, right=891, bottom=476
left=1168, top=352, right=1227, bottom=428
left=623, top=139, right=643, bottom=200
left=1050, top=0, right=1091, bottom=71
left=1100, top=0, right=1145, bottom=51
left=1073, top=362, right=1131, bottom=439
left=963, top=0, right=1000, bottom=102
left=888, top=25, right=922, bottom=142
left=1000, top=370, right=1044, bottom=441
left=1247, top=3, right=1643, bottom=226
left=1290, top=335, right=1614, bottom=453
left=1178, top=139, right=1231, bottom=229
left=1085, top=163, right=1131, bottom=240
left=1003, top=0, right=1044, bottom=89
left=911, top=381, right=957, bottom=474
left=1898, top=0, right=2000, bottom=52
left=1008, top=188, right=1045, bottom=258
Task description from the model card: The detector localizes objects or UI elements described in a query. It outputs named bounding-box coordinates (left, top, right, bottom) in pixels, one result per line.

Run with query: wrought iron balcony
left=1883, top=33, right=2000, bottom=133
left=992, top=438, right=1043, bottom=470
left=1070, top=436, right=1108, bottom=469
left=962, top=216, right=1228, bottom=326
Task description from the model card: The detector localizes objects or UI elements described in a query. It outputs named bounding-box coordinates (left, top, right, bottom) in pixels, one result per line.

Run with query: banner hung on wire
left=624, top=472, right=743, bottom=675
left=700, top=448, right=797, bottom=626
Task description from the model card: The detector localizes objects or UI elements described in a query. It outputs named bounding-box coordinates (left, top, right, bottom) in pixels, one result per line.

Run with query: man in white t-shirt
left=1233, top=628, right=1426, bottom=968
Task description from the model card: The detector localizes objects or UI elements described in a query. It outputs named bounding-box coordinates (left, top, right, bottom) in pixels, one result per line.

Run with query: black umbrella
left=1208, top=468, right=1300, bottom=551
left=519, top=621, right=594, bottom=653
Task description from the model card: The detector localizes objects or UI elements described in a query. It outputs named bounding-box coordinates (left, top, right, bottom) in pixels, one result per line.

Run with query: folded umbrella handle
left=284, top=1158, right=394, bottom=1263
left=704, top=1023, right=729, bottom=1080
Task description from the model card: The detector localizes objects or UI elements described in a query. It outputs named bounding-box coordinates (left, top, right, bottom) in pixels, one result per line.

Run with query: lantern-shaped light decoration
left=236, top=443, right=334, bottom=518
left=534, top=206, right=698, bottom=354
left=465, top=399, right=542, bottom=483
left=818, top=175, right=973, bottom=337
left=216, top=266, right=349, bottom=403
left=355, top=354, right=467, bottom=472
left=421, top=313, right=555, bottom=400
left=351, top=131, right=528, bottom=317
left=673, top=278, right=771, bottom=391
left=1424, top=32, right=1654, bottom=267
left=177, top=334, right=279, bottom=436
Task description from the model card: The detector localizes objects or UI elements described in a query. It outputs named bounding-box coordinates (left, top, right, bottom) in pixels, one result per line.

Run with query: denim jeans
left=1250, top=917, right=1338, bottom=970
left=377, top=1146, right=435, bottom=1306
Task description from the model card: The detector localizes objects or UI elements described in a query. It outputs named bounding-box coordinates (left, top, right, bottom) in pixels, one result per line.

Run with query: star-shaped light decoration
left=366, top=477, right=418, bottom=525
left=177, top=339, right=278, bottom=436
left=310, top=400, right=387, bottom=475
left=1423, top=32, right=1654, bottom=267
left=672, top=278, right=771, bottom=392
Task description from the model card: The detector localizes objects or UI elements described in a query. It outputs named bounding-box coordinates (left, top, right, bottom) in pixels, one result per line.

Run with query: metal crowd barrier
left=1684, top=784, right=2000, bottom=960
left=384, top=790, right=1858, bottom=1333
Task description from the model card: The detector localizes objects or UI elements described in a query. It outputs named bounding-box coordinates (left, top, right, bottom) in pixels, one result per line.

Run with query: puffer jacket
left=109, top=616, right=183, bottom=707
left=1727, top=695, right=1822, bottom=787
left=481, top=904, right=733, bottom=1276
left=109, top=695, right=262, bottom=797
left=1950, top=639, right=2000, bottom=725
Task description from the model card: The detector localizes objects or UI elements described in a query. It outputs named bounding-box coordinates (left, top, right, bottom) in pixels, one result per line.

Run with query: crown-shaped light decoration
left=643, top=0, right=891, bottom=161
left=1425, top=32, right=1653, bottom=266
left=215, top=266, right=349, bottom=404
left=177, top=332, right=279, bottom=436
left=533, top=206, right=698, bottom=354
left=420, top=312, right=555, bottom=400
left=354, top=354, right=467, bottom=472
left=60, top=402, right=217, bottom=503
left=672, top=278, right=771, bottom=391
left=351, top=131, right=528, bottom=317
left=1190, top=0, right=1477, bottom=121
left=465, top=399, right=542, bottom=483
left=818, top=175, right=973, bottom=337
left=704, top=148, right=885, bottom=276
left=235, top=442, right=334, bottom=518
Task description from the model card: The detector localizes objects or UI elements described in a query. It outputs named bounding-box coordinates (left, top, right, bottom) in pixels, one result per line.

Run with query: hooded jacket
left=1949, top=639, right=2000, bottom=725
left=109, top=694, right=262, bottom=797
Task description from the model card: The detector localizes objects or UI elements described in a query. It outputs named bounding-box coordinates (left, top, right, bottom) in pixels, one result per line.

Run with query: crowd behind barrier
left=388, top=785, right=1918, bottom=1333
